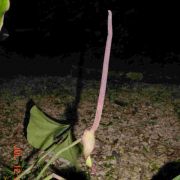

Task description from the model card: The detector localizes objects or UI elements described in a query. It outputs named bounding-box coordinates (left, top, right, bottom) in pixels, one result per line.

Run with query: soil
left=0, top=76, right=179, bottom=179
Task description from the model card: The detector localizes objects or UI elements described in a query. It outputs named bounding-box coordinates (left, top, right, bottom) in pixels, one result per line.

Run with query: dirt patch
left=0, top=76, right=179, bottom=179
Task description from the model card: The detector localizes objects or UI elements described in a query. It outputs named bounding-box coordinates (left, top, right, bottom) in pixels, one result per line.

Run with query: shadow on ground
left=50, top=165, right=89, bottom=180
left=152, top=161, right=180, bottom=180
left=21, top=50, right=88, bottom=179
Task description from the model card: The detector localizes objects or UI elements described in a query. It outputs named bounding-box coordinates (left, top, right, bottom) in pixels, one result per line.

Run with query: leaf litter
left=0, top=76, right=179, bottom=179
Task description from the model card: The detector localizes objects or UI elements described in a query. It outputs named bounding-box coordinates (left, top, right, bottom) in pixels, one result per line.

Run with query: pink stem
left=91, top=10, right=113, bottom=132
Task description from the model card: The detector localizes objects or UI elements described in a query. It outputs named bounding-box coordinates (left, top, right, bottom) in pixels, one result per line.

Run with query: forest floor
left=0, top=75, right=180, bottom=180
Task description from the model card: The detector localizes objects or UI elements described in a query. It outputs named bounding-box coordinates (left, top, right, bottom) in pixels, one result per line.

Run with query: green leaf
left=52, top=130, right=80, bottom=165
left=173, top=175, right=180, bottom=180
left=27, top=105, right=70, bottom=149
left=85, top=156, right=92, bottom=167
left=27, top=106, right=70, bottom=149
left=2, top=167, right=14, bottom=176
left=27, top=105, right=80, bottom=165
left=0, top=0, right=10, bottom=30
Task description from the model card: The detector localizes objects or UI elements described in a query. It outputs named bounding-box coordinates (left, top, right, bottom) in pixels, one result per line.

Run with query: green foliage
left=126, top=72, right=143, bottom=81
left=52, top=130, right=80, bottom=165
left=27, top=105, right=80, bottom=165
left=173, top=175, right=180, bottom=180
left=1, top=167, right=14, bottom=177
left=0, top=0, right=10, bottom=30
left=27, top=106, right=70, bottom=149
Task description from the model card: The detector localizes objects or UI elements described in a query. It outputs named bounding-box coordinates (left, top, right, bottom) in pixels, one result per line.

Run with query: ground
left=0, top=75, right=180, bottom=179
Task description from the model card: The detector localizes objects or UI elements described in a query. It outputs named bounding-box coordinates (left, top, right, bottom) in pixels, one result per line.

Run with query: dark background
left=0, top=1, right=179, bottom=82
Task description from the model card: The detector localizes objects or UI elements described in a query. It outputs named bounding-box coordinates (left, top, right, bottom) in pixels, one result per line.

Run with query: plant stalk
left=36, top=138, right=82, bottom=180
